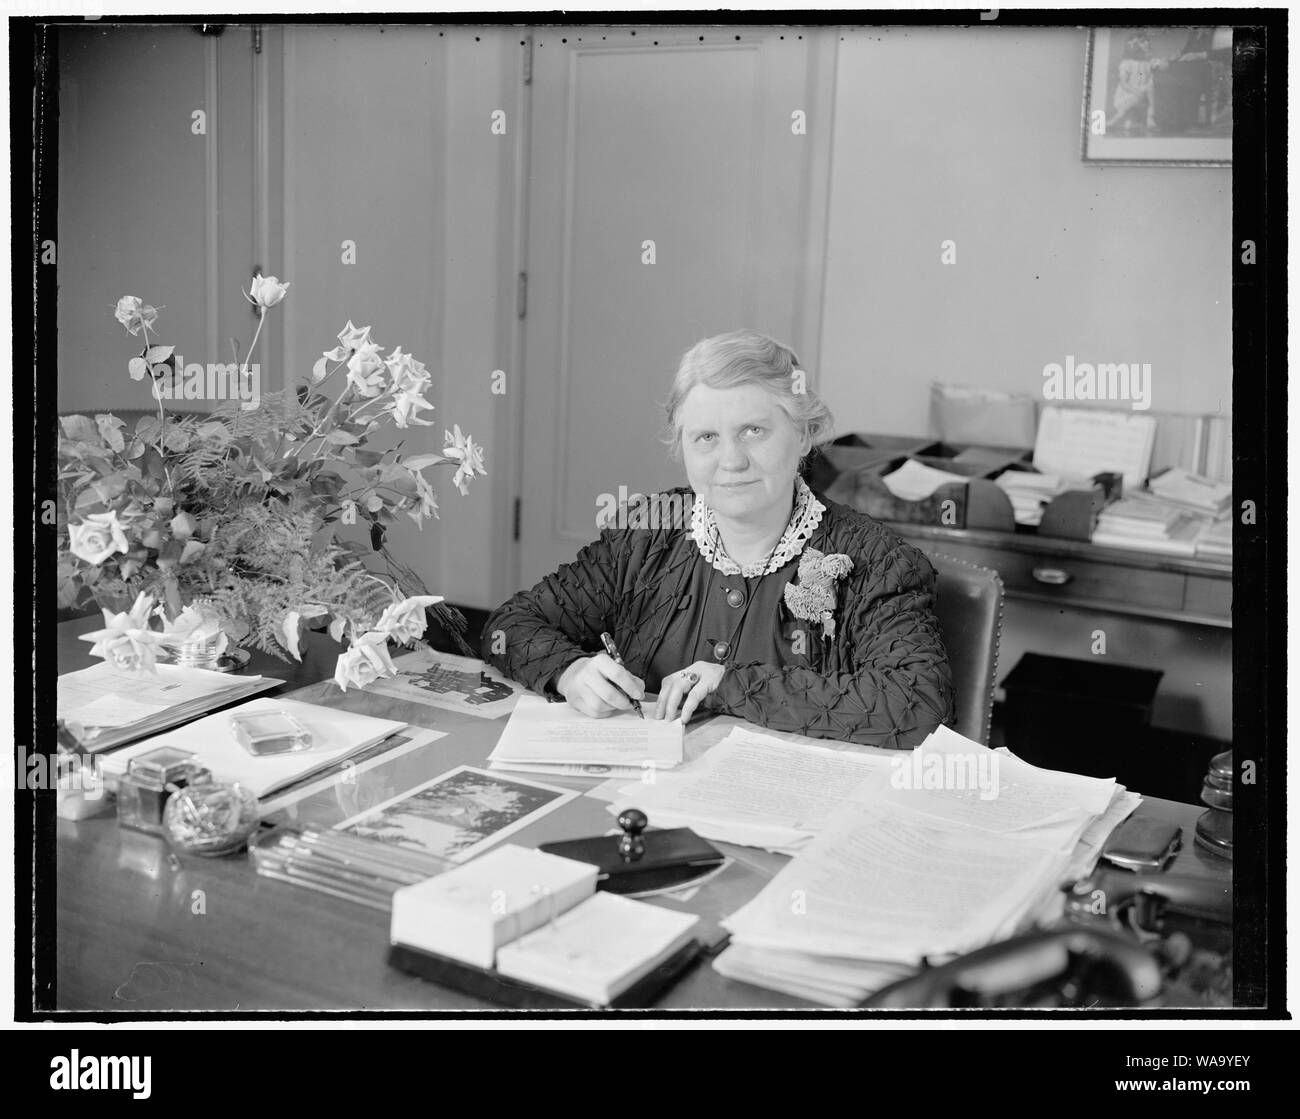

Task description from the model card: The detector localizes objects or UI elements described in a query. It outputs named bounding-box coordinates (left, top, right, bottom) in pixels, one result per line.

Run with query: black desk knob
left=616, top=808, right=648, bottom=861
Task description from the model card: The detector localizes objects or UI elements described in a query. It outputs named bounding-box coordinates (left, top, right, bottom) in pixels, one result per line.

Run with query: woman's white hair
left=662, top=329, right=834, bottom=458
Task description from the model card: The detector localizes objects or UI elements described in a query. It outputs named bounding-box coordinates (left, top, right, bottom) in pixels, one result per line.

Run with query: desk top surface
left=52, top=617, right=1231, bottom=1013
left=891, top=522, right=1233, bottom=578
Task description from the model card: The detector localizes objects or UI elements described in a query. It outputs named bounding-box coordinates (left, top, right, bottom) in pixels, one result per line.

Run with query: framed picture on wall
left=1082, top=27, right=1233, bottom=165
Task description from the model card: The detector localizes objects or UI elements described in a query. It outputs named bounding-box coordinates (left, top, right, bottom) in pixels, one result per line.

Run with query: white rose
left=89, top=631, right=160, bottom=674
left=79, top=594, right=162, bottom=674
left=336, top=320, right=373, bottom=352
left=248, top=273, right=290, bottom=308
left=113, top=295, right=159, bottom=335
left=333, top=632, right=398, bottom=692
left=386, top=387, right=435, bottom=429
left=373, top=595, right=444, bottom=645
left=346, top=342, right=387, bottom=397
left=68, top=512, right=130, bottom=566
left=384, top=347, right=431, bottom=393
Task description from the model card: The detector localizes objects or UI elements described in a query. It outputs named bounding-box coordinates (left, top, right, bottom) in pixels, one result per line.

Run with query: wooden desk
left=51, top=618, right=1232, bottom=1012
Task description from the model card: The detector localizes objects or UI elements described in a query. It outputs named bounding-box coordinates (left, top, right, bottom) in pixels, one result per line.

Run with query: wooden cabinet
left=889, top=522, right=1232, bottom=741
left=893, top=524, right=1231, bottom=629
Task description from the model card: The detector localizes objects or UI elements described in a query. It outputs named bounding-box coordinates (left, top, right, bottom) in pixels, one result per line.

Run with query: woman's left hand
left=652, top=661, right=725, bottom=724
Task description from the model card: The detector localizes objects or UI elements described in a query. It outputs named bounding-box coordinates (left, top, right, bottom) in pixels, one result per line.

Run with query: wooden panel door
left=57, top=23, right=267, bottom=412
left=516, top=27, right=835, bottom=587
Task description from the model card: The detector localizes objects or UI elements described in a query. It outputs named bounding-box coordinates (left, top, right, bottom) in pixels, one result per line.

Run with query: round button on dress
left=713, top=641, right=731, bottom=661
left=725, top=587, right=746, bottom=608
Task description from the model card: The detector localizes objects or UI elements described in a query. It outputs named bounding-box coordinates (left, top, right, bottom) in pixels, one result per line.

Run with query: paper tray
left=387, top=939, right=704, bottom=1010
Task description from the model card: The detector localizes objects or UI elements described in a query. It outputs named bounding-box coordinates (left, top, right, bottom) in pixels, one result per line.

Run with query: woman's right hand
left=556, top=654, right=646, bottom=718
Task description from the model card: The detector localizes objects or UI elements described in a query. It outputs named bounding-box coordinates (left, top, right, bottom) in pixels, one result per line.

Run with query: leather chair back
left=930, top=552, right=1004, bottom=745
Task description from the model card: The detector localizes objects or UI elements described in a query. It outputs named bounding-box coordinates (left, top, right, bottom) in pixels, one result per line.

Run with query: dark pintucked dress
left=646, top=555, right=807, bottom=691
left=481, top=484, right=953, bottom=750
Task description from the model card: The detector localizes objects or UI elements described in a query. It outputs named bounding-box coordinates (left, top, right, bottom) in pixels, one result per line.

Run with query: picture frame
left=1081, top=27, right=1233, bottom=166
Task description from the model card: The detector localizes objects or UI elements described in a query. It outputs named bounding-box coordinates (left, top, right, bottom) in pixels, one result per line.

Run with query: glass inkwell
left=116, top=746, right=211, bottom=835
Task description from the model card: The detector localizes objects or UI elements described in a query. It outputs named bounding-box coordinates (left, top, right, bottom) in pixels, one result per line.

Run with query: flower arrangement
left=57, top=275, right=485, bottom=686
left=783, top=547, right=854, bottom=640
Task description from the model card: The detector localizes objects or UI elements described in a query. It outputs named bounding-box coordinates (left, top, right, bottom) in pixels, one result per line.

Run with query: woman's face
left=679, top=383, right=808, bottom=524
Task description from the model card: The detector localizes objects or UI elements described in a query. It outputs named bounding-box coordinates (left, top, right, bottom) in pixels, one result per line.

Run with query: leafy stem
left=239, top=306, right=267, bottom=383
left=138, top=319, right=175, bottom=496
left=287, top=381, right=358, bottom=464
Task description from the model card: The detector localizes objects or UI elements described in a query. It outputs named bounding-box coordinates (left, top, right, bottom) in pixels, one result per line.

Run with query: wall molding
left=204, top=34, right=220, bottom=366
left=252, top=24, right=271, bottom=386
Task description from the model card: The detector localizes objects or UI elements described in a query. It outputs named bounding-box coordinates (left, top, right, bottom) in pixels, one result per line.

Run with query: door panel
left=57, top=25, right=260, bottom=413
left=518, top=28, right=835, bottom=587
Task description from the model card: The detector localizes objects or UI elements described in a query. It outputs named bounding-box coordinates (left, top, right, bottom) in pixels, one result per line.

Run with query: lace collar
left=690, top=476, right=825, bottom=577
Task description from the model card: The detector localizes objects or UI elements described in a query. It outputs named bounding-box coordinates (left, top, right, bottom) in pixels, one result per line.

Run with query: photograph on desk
left=22, top=7, right=1285, bottom=1040
left=365, top=648, right=527, bottom=719
left=338, top=766, right=579, bottom=863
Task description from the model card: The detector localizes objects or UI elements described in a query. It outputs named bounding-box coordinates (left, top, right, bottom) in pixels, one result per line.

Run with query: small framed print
left=337, top=765, right=578, bottom=863
left=1082, top=27, right=1233, bottom=166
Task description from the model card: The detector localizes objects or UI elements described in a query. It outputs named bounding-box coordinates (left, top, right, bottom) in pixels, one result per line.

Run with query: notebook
left=99, top=696, right=408, bottom=799
left=390, top=843, right=598, bottom=969
left=57, top=661, right=279, bottom=752
left=495, top=891, right=702, bottom=1006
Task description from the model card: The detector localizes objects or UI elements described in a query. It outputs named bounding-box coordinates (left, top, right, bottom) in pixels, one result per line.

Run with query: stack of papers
left=487, top=694, right=683, bottom=778
left=1093, top=495, right=1206, bottom=556
left=1149, top=468, right=1232, bottom=516
left=604, top=727, right=893, bottom=853
left=1194, top=516, right=1233, bottom=559
left=879, top=459, right=970, bottom=501
left=57, top=661, right=279, bottom=752
left=711, top=726, right=1132, bottom=1006
left=100, top=696, right=408, bottom=800
left=994, top=470, right=1083, bottom=526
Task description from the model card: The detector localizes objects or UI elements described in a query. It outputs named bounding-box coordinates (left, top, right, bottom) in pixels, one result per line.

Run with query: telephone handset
left=1065, top=867, right=1231, bottom=934
left=862, top=870, right=1232, bottom=1008
left=862, top=925, right=1163, bottom=1009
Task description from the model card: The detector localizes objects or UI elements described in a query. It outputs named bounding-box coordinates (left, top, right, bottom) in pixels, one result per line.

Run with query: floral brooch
left=783, top=547, right=854, bottom=640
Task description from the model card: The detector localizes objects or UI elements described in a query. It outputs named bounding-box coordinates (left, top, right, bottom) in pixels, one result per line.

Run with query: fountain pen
left=599, top=631, right=645, bottom=718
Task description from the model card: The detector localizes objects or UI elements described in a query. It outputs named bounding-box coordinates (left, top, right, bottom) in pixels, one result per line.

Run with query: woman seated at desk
left=482, top=330, right=953, bottom=749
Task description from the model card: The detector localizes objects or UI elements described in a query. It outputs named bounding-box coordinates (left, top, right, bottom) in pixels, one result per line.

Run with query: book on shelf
left=1194, top=517, right=1233, bottom=559
left=1096, top=495, right=1185, bottom=534
left=1090, top=524, right=1202, bottom=557
left=1148, top=467, right=1232, bottom=516
left=56, top=661, right=280, bottom=753
left=1092, top=494, right=1211, bottom=556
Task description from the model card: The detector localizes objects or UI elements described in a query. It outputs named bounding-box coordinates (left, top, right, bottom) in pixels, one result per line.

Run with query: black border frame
left=15, top=7, right=1288, bottom=1025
